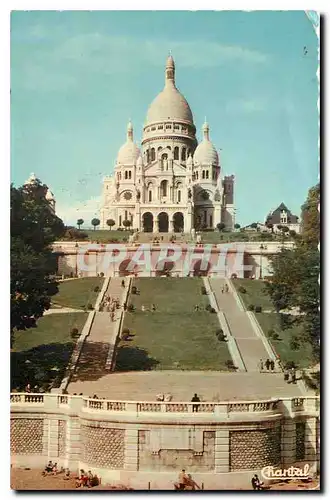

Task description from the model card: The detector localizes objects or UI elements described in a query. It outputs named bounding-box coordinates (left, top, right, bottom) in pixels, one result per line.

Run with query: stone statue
left=188, top=188, right=192, bottom=199
left=163, top=158, right=168, bottom=170
left=136, top=189, right=141, bottom=201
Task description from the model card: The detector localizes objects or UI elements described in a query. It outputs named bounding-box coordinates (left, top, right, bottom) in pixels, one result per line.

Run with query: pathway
left=209, top=278, right=271, bottom=372
left=68, top=277, right=128, bottom=388
left=44, top=307, right=85, bottom=315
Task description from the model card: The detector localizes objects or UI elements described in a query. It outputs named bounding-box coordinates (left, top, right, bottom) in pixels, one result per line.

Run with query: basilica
left=100, top=55, right=235, bottom=233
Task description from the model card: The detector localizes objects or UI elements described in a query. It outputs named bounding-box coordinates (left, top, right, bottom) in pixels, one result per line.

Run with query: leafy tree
left=106, top=218, right=116, bottom=231
left=122, top=219, right=132, bottom=230
left=234, top=223, right=241, bottom=230
left=266, top=222, right=274, bottom=233
left=281, top=225, right=289, bottom=234
left=77, top=218, right=84, bottom=230
left=63, top=227, right=88, bottom=241
left=265, top=184, right=320, bottom=360
left=11, top=182, right=65, bottom=344
left=216, top=222, right=226, bottom=232
left=91, top=218, right=100, bottom=231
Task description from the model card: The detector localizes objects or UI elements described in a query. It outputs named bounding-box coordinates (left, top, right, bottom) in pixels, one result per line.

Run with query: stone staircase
left=209, top=278, right=270, bottom=372
left=136, top=232, right=190, bottom=244
left=69, top=277, right=127, bottom=385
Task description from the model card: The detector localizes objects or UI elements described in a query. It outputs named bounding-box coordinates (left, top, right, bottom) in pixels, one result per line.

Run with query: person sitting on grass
left=43, top=461, right=53, bottom=475
left=52, top=462, right=58, bottom=475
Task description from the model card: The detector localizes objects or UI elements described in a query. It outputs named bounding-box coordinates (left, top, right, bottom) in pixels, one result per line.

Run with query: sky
left=10, top=10, right=319, bottom=227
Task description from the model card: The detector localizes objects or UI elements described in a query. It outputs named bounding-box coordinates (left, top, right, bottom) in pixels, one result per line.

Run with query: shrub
left=290, top=337, right=300, bottom=351
left=255, top=305, right=262, bottom=313
left=216, top=328, right=224, bottom=336
left=272, top=332, right=280, bottom=340
left=268, top=328, right=275, bottom=337
left=238, top=286, right=246, bottom=294
left=201, top=286, right=207, bottom=295
left=225, top=359, right=237, bottom=371
left=131, top=286, right=137, bottom=295
left=127, top=303, right=135, bottom=312
left=210, top=307, right=216, bottom=314
left=247, top=304, right=255, bottom=311
left=87, top=303, right=94, bottom=310
left=94, top=286, right=100, bottom=293
left=217, top=333, right=226, bottom=341
left=70, top=327, right=79, bottom=338
left=231, top=273, right=238, bottom=279
left=99, top=272, right=104, bottom=277
left=285, top=361, right=296, bottom=369
left=122, top=328, right=130, bottom=335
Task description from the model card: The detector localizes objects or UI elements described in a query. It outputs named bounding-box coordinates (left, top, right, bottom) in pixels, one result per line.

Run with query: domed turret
left=193, top=121, right=219, bottom=166
left=145, top=56, right=194, bottom=125
left=117, top=120, right=141, bottom=165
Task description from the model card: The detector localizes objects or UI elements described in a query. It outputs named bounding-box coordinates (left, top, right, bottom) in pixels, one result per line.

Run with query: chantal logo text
left=261, top=464, right=310, bottom=480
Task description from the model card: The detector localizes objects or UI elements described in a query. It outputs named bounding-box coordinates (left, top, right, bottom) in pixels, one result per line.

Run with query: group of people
left=284, top=366, right=297, bottom=384
left=75, top=469, right=100, bottom=488
left=258, top=358, right=281, bottom=373
left=141, top=304, right=157, bottom=312
left=156, top=393, right=172, bottom=402
left=43, top=461, right=70, bottom=478
left=221, top=284, right=230, bottom=293
left=251, top=474, right=265, bottom=490
left=174, top=469, right=200, bottom=490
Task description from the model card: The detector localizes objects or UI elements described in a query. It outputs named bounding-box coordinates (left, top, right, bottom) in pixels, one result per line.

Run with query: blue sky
left=10, top=10, right=319, bottom=227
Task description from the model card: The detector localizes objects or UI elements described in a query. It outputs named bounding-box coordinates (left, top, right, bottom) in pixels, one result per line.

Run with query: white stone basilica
left=100, top=56, right=235, bottom=233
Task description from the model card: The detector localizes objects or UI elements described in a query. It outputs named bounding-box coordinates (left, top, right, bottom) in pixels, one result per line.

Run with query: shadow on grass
left=114, top=345, right=159, bottom=372
left=70, top=341, right=111, bottom=382
left=11, top=342, right=74, bottom=391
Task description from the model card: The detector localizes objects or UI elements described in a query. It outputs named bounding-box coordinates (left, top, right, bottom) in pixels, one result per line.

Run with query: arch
left=178, top=190, right=181, bottom=203
left=160, top=179, right=168, bottom=197
left=193, top=259, right=212, bottom=277
left=173, top=212, right=184, bottom=233
left=181, top=148, right=186, bottom=161
left=174, top=147, right=179, bottom=160
left=142, top=212, right=153, bottom=232
left=158, top=212, right=169, bottom=233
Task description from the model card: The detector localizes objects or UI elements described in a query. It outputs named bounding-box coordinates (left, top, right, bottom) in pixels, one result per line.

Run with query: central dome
left=145, top=56, right=194, bottom=126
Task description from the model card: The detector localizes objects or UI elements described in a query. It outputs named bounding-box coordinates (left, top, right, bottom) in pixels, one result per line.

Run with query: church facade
left=100, top=56, right=235, bottom=233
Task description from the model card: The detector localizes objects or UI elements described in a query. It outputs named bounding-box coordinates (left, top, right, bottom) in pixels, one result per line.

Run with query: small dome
left=193, top=122, right=219, bottom=166
left=145, top=56, right=194, bottom=125
left=117, top=121, right=141, bottom=165
left=25, top=172, right=39, bottom=185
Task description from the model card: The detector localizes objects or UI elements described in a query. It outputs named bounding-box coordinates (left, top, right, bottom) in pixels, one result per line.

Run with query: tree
left=122, top=219, right=132, bottom=230
left=11, top=182, right=65, bottom=343
left=77, top=218, right=84, bottom=230
left=106, top=219, right=116, bottom=231
left=266, top=222, right=274, bottom=233
left=91, top=218, right=100, bottom=231
left=216, top=222, right=226, bottom=232
left=250, top=222, right=258, bottom=229
left=63, top=227, right=88, bottom=241
left=281, top=225, right=289, bottom=234
left=265, top=184, right=320, bottom=360
left=234, top=223, right=241, bottom=230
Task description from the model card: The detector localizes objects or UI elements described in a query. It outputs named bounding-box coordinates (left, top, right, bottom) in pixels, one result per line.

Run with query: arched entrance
left=142, top=212, right=153, bottom=232
left=173, top=212, right=184, bottom=233
left=158, top=212, right=169, bottom=233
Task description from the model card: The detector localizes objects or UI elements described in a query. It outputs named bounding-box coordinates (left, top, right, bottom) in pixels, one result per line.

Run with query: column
left=305, top=417, right=317, bottom=473
left=124, top=429, right=139, bottom=471
left=65, top=418, right=81, bottom=469
left=281, top=419, right=296, bottom=467
left=153, top=216, right=159, bottom=233
left=214, top=429, right=229, bottom=473
left=170, top=219, right=175, bottom=233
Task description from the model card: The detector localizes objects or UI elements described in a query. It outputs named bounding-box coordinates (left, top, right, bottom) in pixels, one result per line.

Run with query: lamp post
left=259, top=244, right=264, bottom=280
left=75, top=242, right=79, bottom=277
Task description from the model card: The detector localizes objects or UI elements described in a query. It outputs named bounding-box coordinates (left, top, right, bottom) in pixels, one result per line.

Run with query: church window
left=178, top=190, right=181, bottom=203
left=174, top=147, right=179, bottom=160
left=158, top=146, right=162, bottom=152
left=204, top=211, right=207, bottom=224
left=210, top=215, right=213, bottom=227
left=148, top=190, right=152, bottom=202
left=146, top=150, right=150, bottom=163
left=161, top=180, right=168, bottom=197
left=206, top=170, right=209, bottom=179
left=119, top=215, right=122, bottom=226
left=182, top=126, right=187, bottom=132
left=106, top=185, right=108, bottom=190
left=151, top=126, right=156, bottom=131
left=130, top=214, right=133, bottom=223
left=125, top=211, right=128, bottom=220
left=125, top=171, right=128, bottom=180
left=181, top=148, right=186, bottom=161
left=202, top=170, right=205, bottom=179
left=128, top=171, right=132, bottom=179
left=151, top=148, right=156, bottom=161
left=158, top=125, right=163, bottom=130
left=165, top=124, right=171, bottom=129
left=174, top=124, right=179, bottom=130
left=195, top=171, right=198, bottom=180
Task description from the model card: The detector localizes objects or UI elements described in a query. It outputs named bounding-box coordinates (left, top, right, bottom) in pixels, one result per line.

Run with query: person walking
left=270, top=359, right=275, bottom=372
left=284, top=368, right=289, bottom=382
left=121, top=279, right=125, bottom=288
left=291, top=367, right=296, bottom=384
left=258, top=359, right=264, bottom=373
left=265, top=359, right=271, bottom=371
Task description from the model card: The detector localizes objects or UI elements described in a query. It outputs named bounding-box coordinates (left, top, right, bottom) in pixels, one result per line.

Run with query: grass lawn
left=117, top=278, right=231, bottom=371
left=232, top=278, right=274, bottom=311
left=256, top=313, right=315, bottom=369
left=52, top=277, right=104, bottom=309
left=194, top=231, right=289, bottom=244
left=11, top=313, right=88, bottom=390
left=85, top=230, right=132, bottom=242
